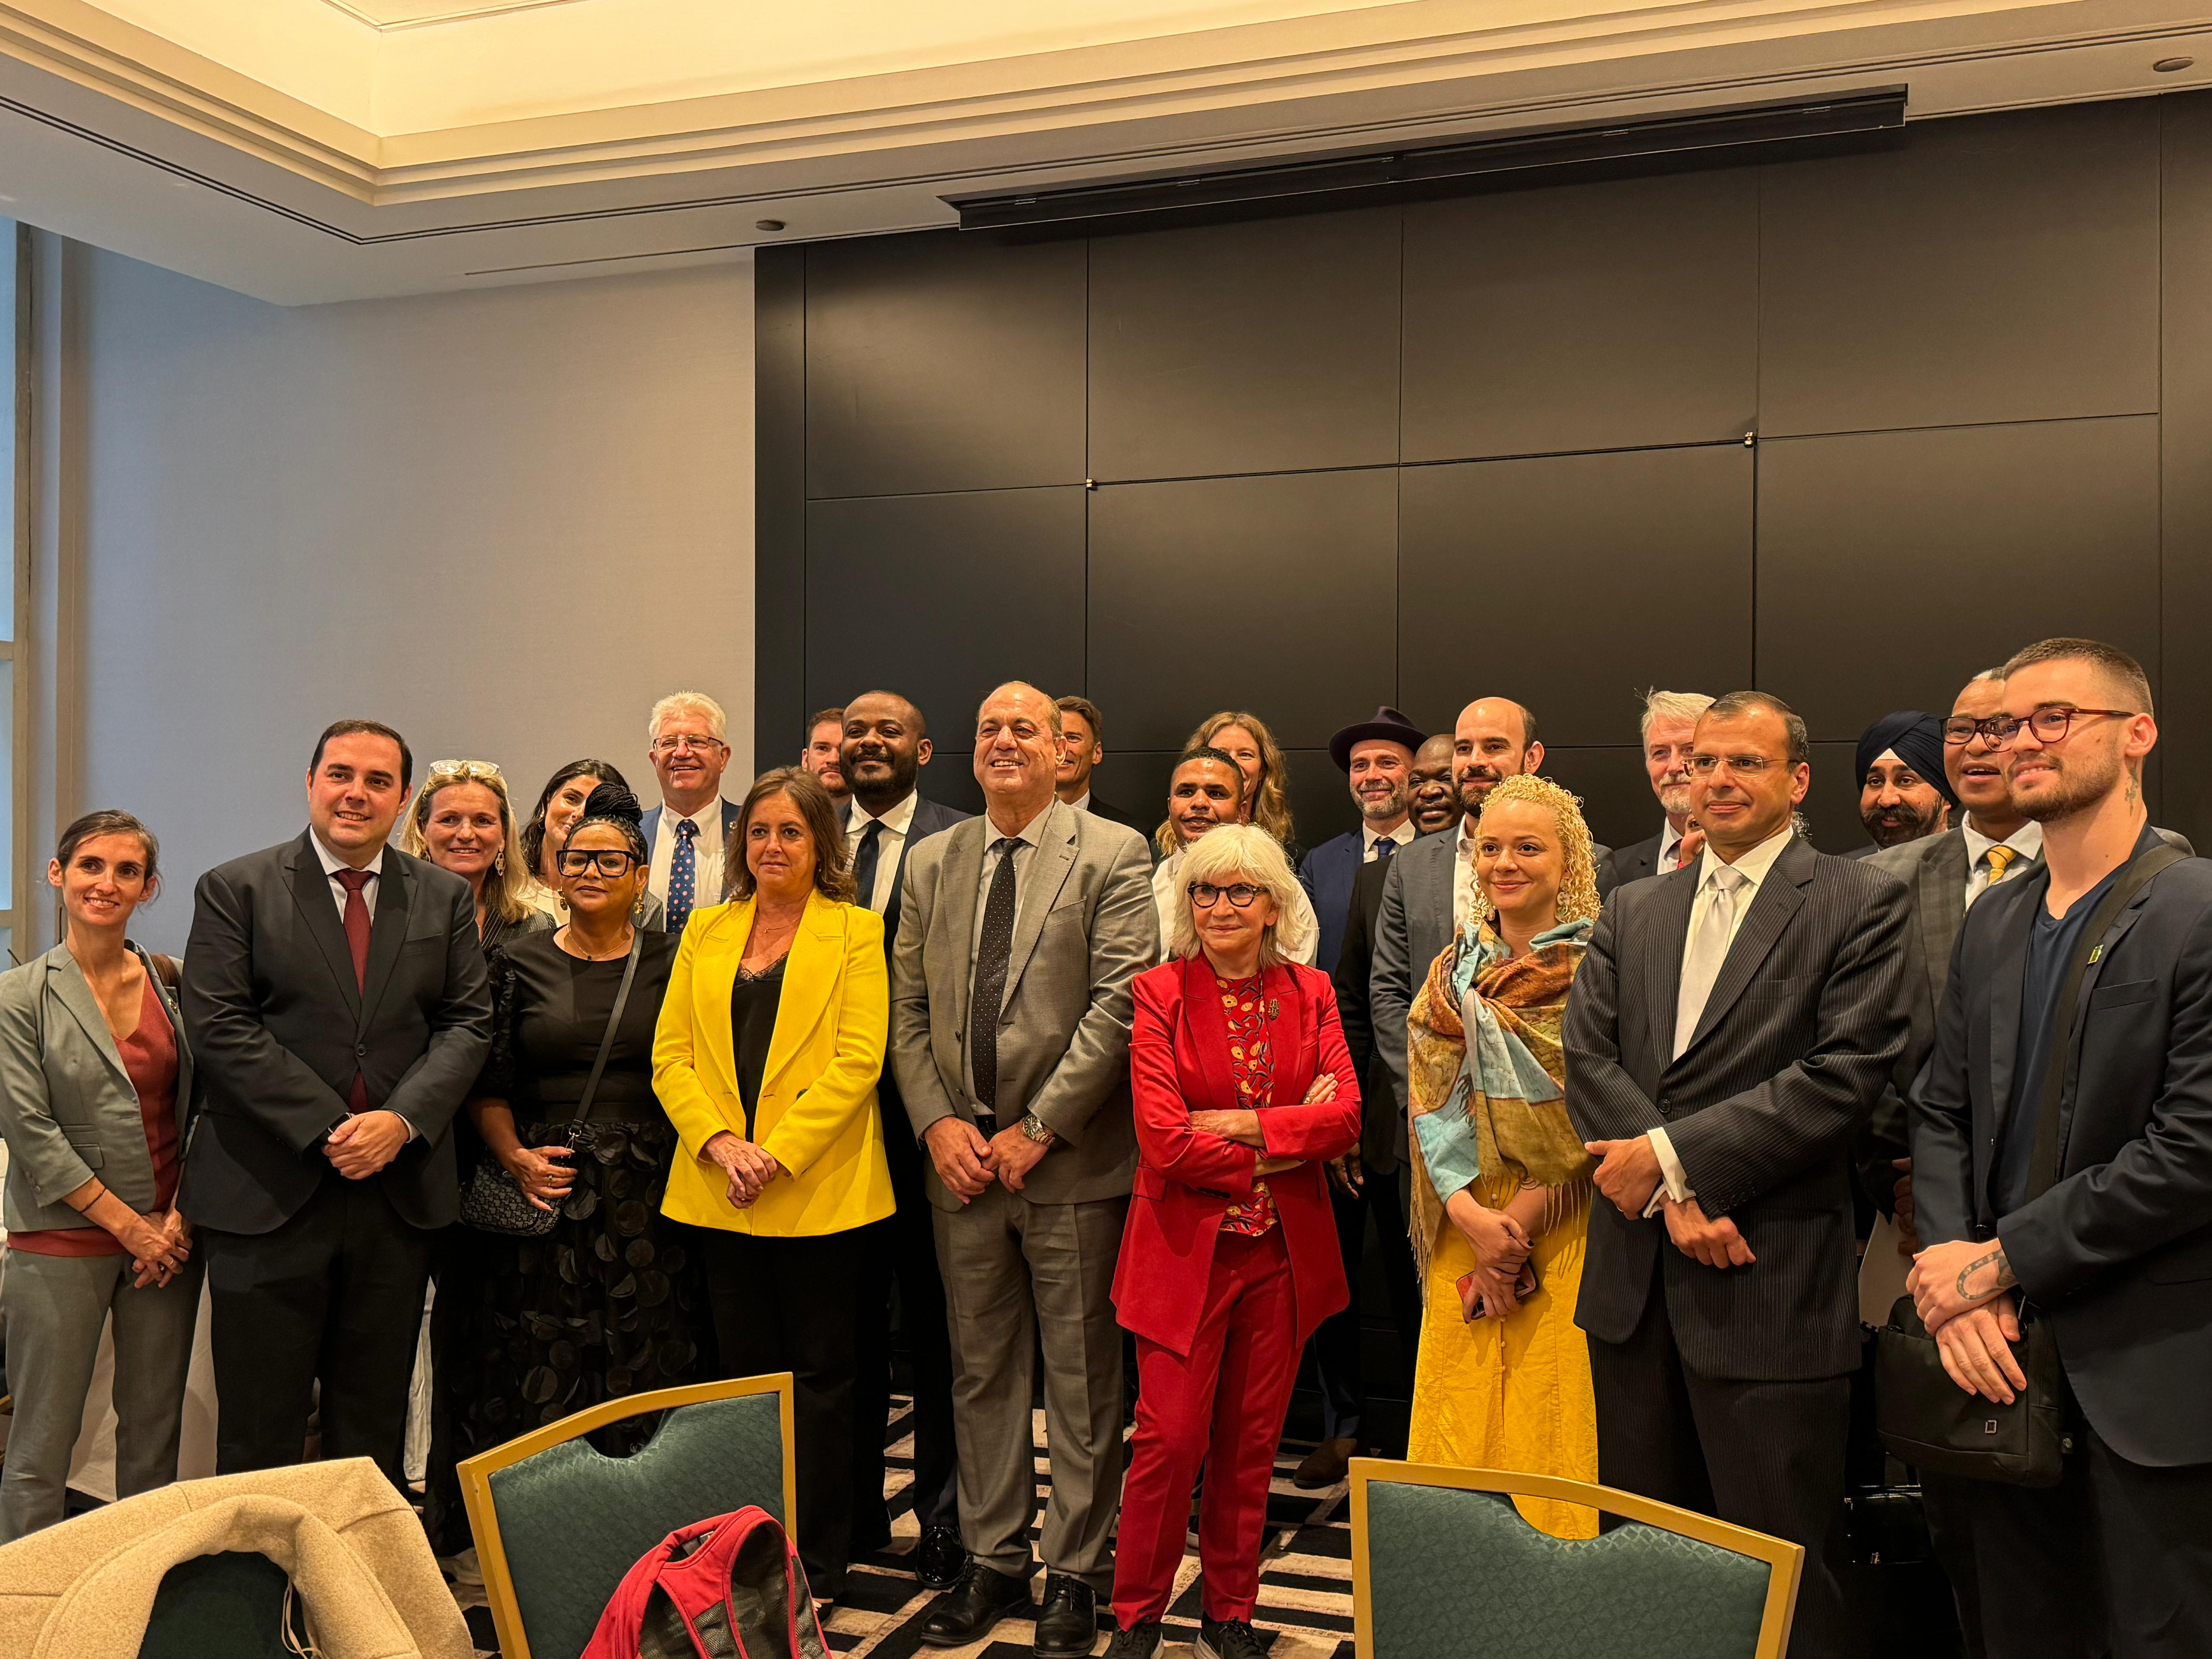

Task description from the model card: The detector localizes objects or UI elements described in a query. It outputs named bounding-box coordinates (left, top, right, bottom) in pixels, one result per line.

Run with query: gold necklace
left=560, top=924, right=632, bottom=962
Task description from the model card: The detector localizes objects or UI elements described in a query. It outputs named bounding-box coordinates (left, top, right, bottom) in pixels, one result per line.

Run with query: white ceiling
left=1, top=0, right=2209, bottom=303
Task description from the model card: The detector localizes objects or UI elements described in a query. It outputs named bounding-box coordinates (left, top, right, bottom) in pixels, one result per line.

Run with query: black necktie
left=970, top=838, right=1021, bottom=1112
left=852, top=820, right=885, bottom=912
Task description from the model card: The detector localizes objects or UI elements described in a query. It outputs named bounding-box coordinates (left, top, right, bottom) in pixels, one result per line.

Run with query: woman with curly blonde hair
left=1157, top=712, right=1299, bottom=859
left=1402, top=772, right=1604, bottom=1538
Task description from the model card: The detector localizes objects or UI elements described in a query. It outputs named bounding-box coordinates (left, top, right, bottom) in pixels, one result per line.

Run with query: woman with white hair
left=1105, top=824, right=1361, bottom=1659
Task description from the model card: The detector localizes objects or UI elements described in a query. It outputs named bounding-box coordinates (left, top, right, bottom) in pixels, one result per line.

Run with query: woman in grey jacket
left=0, top=810, right=197, bottom=1541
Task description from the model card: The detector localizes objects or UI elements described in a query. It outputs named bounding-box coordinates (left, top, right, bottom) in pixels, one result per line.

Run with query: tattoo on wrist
left=1954, top=1246, right=2017, bottom=1302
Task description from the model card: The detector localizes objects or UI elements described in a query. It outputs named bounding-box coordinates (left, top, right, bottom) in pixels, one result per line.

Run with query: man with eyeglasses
left=1152, top=748, right=1321, bottom=965
left=1564, top=690, right=1911, bottom=1659
left=640, top=690, right=740, bottom=936
left=1908, top=638, right=2212, bottom=1659
left=1604, top=690, right=1716, bottom=886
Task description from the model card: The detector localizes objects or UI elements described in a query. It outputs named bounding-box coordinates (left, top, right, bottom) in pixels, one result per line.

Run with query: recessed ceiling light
left=2155, top=56, right=2195, bottom=73
left=755, top=219, right=786, bottom=232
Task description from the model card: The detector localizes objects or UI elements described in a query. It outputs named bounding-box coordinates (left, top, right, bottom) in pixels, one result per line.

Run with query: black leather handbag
left=1874, top=842, right=2186, bottom=1487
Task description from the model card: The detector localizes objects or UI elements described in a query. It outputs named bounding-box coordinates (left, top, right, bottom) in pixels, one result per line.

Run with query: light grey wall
left=65, top=248, right=754, bottom=952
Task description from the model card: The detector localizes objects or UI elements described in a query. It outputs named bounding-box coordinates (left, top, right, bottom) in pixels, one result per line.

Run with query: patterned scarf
left=1406, top=917, right=1595, bottom=1281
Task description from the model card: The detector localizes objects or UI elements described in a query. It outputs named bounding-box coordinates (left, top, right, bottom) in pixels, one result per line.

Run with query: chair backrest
left=1349, top=1459, right=1802, bottom=1659
left=139, top=1551, right=295, bottom=1659
left=459, top=1373, right=795, bottom=1659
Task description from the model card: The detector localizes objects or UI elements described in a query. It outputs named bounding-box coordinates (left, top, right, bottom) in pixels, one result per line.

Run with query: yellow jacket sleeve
left=757, top=909, right=887, bottom=1179
left=652, top=911, right=737, bottom=1161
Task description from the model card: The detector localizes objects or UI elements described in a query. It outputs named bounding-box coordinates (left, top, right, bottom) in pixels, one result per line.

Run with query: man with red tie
left=179, top=720, right=490, bottom=1482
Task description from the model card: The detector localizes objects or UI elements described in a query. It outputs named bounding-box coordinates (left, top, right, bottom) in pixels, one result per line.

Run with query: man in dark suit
left=1299, top=705, right=1424, bottom=982
left=1852, top=709, right=1955, bottom=856
left=1053, top=696, right=1139, bottom=833
left=1563, top=691, right=1910, bottom=1659
left=1910, top=638, right=2212, bottom=1659
left=838, top=689, right=973, bottom=1589
left=179, top=720, right=491, bottom=1484
left=1602, top=689, right=1713, bottom=889
left=640, top=690, right=743, bottom=934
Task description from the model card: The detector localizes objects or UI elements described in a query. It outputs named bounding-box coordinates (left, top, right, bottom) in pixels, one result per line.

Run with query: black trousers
left=704, top=1227, right=863, bottom=1599
left=1587, top=1290, right=1858, bottom=1659
left=1955, top=1410, right=2212, bottom=1659
left=200, top=1176, right=437, bottom=1487
left=851, top=1202, right=960, bottom=1539
left=1308, top=1160, right=1421, bottom=1446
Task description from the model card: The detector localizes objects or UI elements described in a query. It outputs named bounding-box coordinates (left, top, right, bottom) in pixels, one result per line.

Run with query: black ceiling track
left=946, top=86, right=1908, bottom=239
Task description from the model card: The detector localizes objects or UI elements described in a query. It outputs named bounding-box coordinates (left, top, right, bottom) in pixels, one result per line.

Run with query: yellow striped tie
left=1984, top=845, right=2019, bottom=887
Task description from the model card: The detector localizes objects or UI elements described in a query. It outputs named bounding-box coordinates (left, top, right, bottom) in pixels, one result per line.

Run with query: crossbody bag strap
left=2026, top=842, right=2188, bottom=1202
left=570, top=927, right=646, bottom=1126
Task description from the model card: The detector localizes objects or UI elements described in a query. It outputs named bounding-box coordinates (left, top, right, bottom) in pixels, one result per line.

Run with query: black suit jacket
left=1602, top=831, right=1667, bottom=896
left=1563, top=836, right=1911, bottom=1380
left=178, top=832, right=493, bottom=1234
left=1083, top=795, right=1138, bottom=832
left=845, top=795, right=971, bottom=1179
left=1332, top=853, right=1405, bottom=1171
left=1913, top=832, right=2212, bottom=1466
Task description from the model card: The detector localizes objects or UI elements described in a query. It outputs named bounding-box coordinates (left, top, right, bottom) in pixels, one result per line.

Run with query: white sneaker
left=446, top=1546, right=484, bottom=1589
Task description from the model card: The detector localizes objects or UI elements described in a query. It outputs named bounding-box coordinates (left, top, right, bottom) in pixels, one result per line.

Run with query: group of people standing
left=0, top=636, right=2208, bottom=1659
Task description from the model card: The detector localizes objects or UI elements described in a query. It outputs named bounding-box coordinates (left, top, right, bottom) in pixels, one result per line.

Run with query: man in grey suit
left=1603, top=689, right=1714, bottom=887
left=890, top=681, right=1158, bottom=1658
left=1563, top=691, right=1910, bottom=1659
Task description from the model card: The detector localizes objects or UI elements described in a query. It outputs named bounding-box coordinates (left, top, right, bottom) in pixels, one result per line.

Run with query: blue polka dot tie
left=668, top=816, right=699, bottom=934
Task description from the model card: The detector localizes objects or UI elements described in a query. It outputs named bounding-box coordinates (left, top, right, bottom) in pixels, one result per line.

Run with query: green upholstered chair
left=1349, top=1459, right=1803, bottom=1659
left=138, top=1551, right=297, bottom=1659
left=458, top=1372, right=796, bottom=1659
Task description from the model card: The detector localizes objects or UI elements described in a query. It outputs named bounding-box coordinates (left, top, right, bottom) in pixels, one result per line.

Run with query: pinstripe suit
left=1563, top=834, right=1911, bottom=1659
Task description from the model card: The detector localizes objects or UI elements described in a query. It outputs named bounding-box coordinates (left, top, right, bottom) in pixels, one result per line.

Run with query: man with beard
left=837, top=690, right=973, bottom=1589
left=1603, top=690, right=1714, bottom=887
left=1053, top=696, right=1140, bottom=833
left=1910, top=638, right=2212, bottom=1659
left=1405, top=734, right=1459, bottom=836
left=1299, top=706, right=1426, bottom=980
left=802, top=706, right=851, bottom=811
left=1854, top=711, right=1955, bottom=854
left=1150, top=749, right=1321, bottom=963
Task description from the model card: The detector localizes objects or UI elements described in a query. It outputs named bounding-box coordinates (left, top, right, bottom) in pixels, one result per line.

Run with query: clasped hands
left=1585, top=1135, right=1755, bottom=1270
left=1907, top=1238, right=2027, bottom=1405
left=924, top=1116, right=1054, bottom=1200
left=326, top=1109, right=410, bottom=1179
left=703, top=1131, right=788, bottom=1209
left=124, top=1208, right=192, bottom=1289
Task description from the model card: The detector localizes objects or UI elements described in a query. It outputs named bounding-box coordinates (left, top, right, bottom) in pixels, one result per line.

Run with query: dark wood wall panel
left=1087, top=470, right=1398, bottom=754
left=2161, top=93, right=2212, bottom=845
left=1755, top=417, right=2160, bottom=743
left=1398, top=445, right=1754, bottom=745
left=804, top=232, right=1086, bottom=499
left=804, top=487, right=1087, bottom=814
left=1088, top=209, right=1401, bottom=481
left=1541, top=747, right=1668, bottom=855
left=1759, top=102, right=2161, bottom=438
left=1402, top=170, right=1758, bottom=462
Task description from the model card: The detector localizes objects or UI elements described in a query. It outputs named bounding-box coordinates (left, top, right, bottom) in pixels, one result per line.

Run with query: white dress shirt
left=1648, top=823, right=1798, bottom=1211
left=1656, top=819, right=1684, bottom=872
left=312, top=833, right=385, bottom=920
left=1961, top=818, right=2043, bottom=911
left=845, top=790, right=920, bottom=915
left=1067, top=789, right=1094, bottom=814
left=1363, top=820, right=1416, bottom=862
left=647, top=801, right=727, bottom=909
left=1151, top=844, right=1321, bottom=966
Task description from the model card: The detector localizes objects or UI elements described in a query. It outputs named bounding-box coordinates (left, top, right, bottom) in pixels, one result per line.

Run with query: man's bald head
left=1452, top=698, right=1544, bottom=824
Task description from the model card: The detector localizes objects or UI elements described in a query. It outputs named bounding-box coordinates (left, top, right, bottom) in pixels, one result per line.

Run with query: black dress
left=442, top=930, right=709, bottom=1469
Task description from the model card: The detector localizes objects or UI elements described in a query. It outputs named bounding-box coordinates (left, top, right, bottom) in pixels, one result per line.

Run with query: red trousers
left=1112, top=1227, right=1299, bottom=1628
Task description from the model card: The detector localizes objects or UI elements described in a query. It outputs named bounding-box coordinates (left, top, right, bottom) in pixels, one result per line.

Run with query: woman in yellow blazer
left=654, top=766, right=893, bottom=1602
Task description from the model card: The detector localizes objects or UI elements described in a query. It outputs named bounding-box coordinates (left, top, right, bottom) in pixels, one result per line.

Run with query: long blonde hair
left=400, top=761, right=536, bottom=926
left=1469, top=773, right=1601, bottom=930
left=1157, top=710, right=1296, bottom=856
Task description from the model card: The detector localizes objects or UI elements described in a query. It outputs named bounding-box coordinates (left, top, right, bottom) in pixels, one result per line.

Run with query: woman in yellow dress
left=1404, top=772, right=1602, bottom=1538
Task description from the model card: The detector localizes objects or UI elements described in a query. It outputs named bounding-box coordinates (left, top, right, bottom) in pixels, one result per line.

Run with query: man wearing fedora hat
left=1299, top=706, right=1427, bottom=979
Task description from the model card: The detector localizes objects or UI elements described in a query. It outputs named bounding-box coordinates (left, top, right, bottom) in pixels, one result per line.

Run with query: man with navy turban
left=1855, top=710, right=1957, bottom=853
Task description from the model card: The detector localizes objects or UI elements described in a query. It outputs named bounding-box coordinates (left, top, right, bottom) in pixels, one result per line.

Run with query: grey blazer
left=1367, top=830, right=1459, bottom=1119
left=0, top=944, right=195, bottom=1235
left=890, top=798, right=1159, bottom=1211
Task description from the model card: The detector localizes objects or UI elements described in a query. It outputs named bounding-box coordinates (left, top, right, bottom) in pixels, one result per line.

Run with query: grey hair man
left=1602, top=690, right=1716, bottom=889
left=890, top=681, right=1159, bottom=1658
left=641, top=690, right=738, bottom=935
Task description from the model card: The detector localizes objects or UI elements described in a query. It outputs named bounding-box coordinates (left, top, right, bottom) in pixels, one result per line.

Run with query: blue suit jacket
left=1300, top=829, right=1369, bottom=979
left=640, top=800, right=743, bottom=863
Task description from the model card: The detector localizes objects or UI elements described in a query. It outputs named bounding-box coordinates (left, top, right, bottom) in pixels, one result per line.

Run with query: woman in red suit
left=1107, top=823, right=1363, bottom=1659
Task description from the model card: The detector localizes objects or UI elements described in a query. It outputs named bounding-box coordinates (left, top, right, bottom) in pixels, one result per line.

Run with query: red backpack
left=581, top=1506, right=829, bottom=1659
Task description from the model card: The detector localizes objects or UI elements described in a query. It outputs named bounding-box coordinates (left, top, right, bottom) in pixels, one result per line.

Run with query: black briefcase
left=1874, top=1294, right=2066, bottom=1488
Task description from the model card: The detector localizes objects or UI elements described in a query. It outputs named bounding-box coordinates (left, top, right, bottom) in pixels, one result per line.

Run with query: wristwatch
left=1020, top=1112, right=1057, bottom=1147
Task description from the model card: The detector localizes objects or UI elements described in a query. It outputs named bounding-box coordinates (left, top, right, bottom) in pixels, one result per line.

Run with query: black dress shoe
left=1105, top=1621, right=1164, bottom=1659
left=918, top=1561, right=1030, bottom=1648
left=916, top=1524, right=969, bottom=1592
left=1032, top=1574, right=1096, bottom=1659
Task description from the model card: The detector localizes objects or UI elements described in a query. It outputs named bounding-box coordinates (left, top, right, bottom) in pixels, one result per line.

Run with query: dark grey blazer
left=1332, top=852, right=1407, bottom=1171
left=1913, top=832, right=2212, bottom=1467
left=1602, top=831, right=1668, bottom=896
left=0, top=944, right=194, bottom=1234
left=178, top=832, right=492, bottom=1235
left=1563, top=836, right=1912, bottom=1381
left=1367, top=829, right=1459, bottom=1120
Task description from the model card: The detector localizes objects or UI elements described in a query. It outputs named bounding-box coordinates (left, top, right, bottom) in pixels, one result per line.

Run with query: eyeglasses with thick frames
left=1942, top=708, right=2136, bottom=747
left=557, top=849, right=643, bottom=877
left=1188, top=881, right=1267, bottom=909
left=1685, top=754, right=1784, bottom=777
left=427, top=759, right=503, bottom=782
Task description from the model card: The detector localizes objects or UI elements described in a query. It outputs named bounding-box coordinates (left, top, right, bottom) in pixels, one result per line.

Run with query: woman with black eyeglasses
left=439, top=782, right=708, bottom=1479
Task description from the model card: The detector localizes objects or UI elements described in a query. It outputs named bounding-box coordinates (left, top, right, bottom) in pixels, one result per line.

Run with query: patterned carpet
left=455, top=1395, right=1360, bottom=1658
